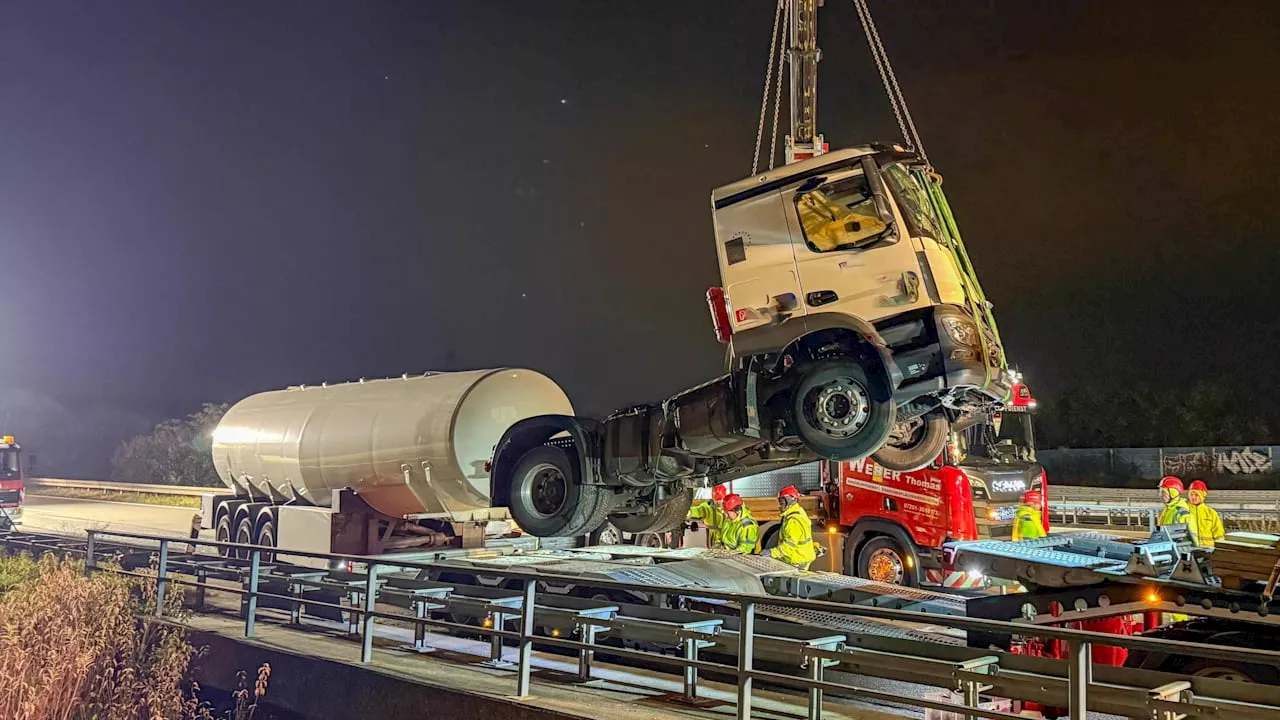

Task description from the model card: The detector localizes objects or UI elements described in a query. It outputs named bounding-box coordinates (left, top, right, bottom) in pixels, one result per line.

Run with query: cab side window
left=794, top=172, right=889, bottom=253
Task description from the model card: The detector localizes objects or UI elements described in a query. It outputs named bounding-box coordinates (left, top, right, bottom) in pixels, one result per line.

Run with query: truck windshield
left=794, top=172, right=890, bottom=252
left=961, top=413, right=1036, bottom=465
left=881, top=163, right=942, bottom=242
left=0, top=450, right=18, bottom=478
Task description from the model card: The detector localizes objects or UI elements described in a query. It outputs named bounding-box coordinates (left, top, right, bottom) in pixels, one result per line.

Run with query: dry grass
left=29, top=486, right=203, bottom=509
left=0, top=553, right=269, bottom=720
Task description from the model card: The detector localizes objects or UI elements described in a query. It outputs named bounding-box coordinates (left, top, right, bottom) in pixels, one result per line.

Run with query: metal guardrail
left=28, top=478, right=215, bottom=497
left=66, top=528, right=1280, bottom=720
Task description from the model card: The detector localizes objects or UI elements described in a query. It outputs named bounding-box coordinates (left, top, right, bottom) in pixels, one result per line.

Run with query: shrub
left=0, top=553, right=269, bottom=720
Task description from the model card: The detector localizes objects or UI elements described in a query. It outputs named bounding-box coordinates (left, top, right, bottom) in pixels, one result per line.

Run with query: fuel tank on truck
left=211, top=369, right=574, bottom=519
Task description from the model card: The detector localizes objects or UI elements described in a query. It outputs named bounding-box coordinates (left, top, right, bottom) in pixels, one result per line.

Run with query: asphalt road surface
left=22, top=494, right=196, bottom=538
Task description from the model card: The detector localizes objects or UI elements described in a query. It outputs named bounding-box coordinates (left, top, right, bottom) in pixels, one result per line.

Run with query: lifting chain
left=852, top=0, right=928, bottom=165
left=752, top=0, right=788, bottom=176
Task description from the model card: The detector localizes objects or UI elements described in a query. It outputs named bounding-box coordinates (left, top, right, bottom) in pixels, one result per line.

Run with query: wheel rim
left=635, top=533, right=664, bottom=548
left=866, top=547, right=905, bottom=584
left=1193, top=667, right=1252, bottom=682
left=886, top=416, right=925, bottom=448
left=519, top=462, right=569, bottom=519
left=215, top=520, right=231, bottom=558
left=595, top=524, right=622, bottom=546
left=804, top=376, right=870, bottom=439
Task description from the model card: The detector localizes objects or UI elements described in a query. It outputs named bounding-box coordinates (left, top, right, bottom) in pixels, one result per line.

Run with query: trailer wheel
left=508, top=445, right=612, bottom=538
left=256, top=517, right=277, bottom=563
left=233, top=516, right=255, bottom=560
left=589, top=522, right=623, bottom=546
left=214, top=511, right=234, bottom=558
left=872, top=410, right=950, bottom=472
left=855, top=536, right=918, bottom=587
left=1183, top=658, right=1277, bottom=684
left=791, top=359, right=895, bottom=461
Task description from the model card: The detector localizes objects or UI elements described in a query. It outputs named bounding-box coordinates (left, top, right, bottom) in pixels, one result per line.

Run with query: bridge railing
left=53, top=527, right=1280, bottom=720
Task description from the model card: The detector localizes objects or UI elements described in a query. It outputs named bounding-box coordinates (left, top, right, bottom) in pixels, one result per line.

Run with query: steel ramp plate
left=758, top=604, right=963, bottom=645
left=599, top=566, right=698, bottom=588
left=952, top=539, right=1126, bottom=570
left=575, top=545, right=711, bottom=560
left=790, top=571, right=970, bottom=614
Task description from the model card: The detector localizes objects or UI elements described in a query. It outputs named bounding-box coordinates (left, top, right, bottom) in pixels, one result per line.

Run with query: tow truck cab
left=828, top=381, right=1047, bottom=588
left=0, top=436, right=24, bottom=528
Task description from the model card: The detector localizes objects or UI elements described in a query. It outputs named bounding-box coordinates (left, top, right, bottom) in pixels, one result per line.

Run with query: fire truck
left=0, top=435, right=24, bottom=529
left=738, top=377, right=1047, bottom=589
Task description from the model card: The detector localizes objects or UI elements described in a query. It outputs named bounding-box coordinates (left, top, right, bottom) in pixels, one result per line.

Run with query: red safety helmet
left=1188, top=480, right=1208, bottom=494
left=711, top=484, right=729, bottom=502
left=1159, top=476, right=1184, bottom=492
left=1021, top=489, right=1043, bottom=507
left=723, top=493, right=743, bottom=513
left=779, top=485, right=801, bottom=500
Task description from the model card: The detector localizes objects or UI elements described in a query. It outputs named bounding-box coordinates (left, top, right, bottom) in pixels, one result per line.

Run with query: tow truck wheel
left=855, top=536, right=918, bottom=587
left=589, top=522, right=623, bottom=546
left=1183, top=659, right=1276, bottom=684
left=508, top=445, right=613, bottom=538
left=872, top=410, right=950, bottom=472
left=791, top=359, right=895, bottom=461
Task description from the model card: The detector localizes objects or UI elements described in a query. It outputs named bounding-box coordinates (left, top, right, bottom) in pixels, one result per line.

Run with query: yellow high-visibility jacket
left=689, top=502, right=725, bottom=548
left=769, top=503, right=816, bottom=570
left=1191, top=502, right=1224, bottom=548
left=720, top=508, right=759, bottom=554
left=1158, top=494, right=1200, bottom=544
left=1012, top=504, right=1047, bottom=541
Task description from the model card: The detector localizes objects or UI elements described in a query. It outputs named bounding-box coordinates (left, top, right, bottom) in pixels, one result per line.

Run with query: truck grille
left=0, top=489, right=19, bottom=505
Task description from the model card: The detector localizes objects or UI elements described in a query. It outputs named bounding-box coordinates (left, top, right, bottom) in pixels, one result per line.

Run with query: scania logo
left=990, top=479, right=1027, bottom=494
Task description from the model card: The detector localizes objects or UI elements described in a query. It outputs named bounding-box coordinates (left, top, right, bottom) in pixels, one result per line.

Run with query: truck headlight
left=942, top=317, right=980, bottom=347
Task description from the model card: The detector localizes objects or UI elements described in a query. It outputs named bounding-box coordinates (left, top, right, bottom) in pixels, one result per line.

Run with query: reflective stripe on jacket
left=721, top=508, right=759, bottom=554
left=769, top=502, right=816, bottom=569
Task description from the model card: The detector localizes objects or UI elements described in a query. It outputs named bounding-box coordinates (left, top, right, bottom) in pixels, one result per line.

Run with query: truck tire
left=508, top=445, right=612, bottom=537
left=610, top=488, right=694, bottom=534
left=872, top=411, right=950, bottom=472
left=791, top=359, right=895, bottom=461
left=855, top=535, right=918, bottom=587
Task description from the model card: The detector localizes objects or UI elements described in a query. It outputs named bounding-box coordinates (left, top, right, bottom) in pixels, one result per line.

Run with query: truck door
left=711, top=189, right=804, bottom=334
left=782, top=161, right=929, bottom=324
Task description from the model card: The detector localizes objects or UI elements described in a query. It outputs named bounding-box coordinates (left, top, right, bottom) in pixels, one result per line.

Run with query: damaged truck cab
left=491, top=145, right=1010, bottom=539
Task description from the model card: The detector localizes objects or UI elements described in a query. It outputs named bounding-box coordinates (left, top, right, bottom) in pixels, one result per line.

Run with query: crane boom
left=785, top=0, right=827, bottom=164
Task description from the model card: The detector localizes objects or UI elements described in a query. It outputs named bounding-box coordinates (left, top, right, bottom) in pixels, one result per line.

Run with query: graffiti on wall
left=1162, top=451, right=1212, bottom=477
left=1162, top=447, right=1273, bottom=476
left=1215, top=448, right=1273, bottom=474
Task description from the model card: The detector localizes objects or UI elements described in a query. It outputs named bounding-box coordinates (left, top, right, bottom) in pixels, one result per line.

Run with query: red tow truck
left=0, top=435, right=24, bottom=529
left=745, top=379, right=1048, bottom=589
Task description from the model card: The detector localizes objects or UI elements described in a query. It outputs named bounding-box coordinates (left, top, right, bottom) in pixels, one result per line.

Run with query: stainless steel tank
left=211, top=369, right=574, bottom=519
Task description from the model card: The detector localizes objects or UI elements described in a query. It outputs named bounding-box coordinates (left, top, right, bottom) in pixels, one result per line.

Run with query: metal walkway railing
left=33, top=529, right=1280, bottom=720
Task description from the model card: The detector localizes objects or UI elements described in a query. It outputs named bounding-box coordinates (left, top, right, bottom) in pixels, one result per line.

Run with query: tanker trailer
left=201, top=368, right=574, bottom=558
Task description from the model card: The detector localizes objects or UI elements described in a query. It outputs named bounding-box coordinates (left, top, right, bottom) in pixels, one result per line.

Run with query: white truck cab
left=708, top=144, right=1009, bottom=471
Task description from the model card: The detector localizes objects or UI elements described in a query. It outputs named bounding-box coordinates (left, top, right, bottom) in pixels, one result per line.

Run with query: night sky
left=2, top=1, right=1279, bottom=426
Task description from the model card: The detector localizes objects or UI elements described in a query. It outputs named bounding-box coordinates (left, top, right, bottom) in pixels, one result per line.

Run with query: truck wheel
left=855, top=536, right=918, bottom=587
left=791, top=359, right=895, bottom=461
left=1183, top=658, right=1276, bottom=684
left=589, top=522, right=623, bottom=546
left=508, top=445, right=612, bottom=537
left=611, top=488, right=694, bottom=534
left=872, top=411, right=950, bottom=472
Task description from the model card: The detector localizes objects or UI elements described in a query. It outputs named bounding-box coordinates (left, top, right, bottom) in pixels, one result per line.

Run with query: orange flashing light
left=0, top=436, right=12, bottom=445
left=826, top=526, right=839, bottom=535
